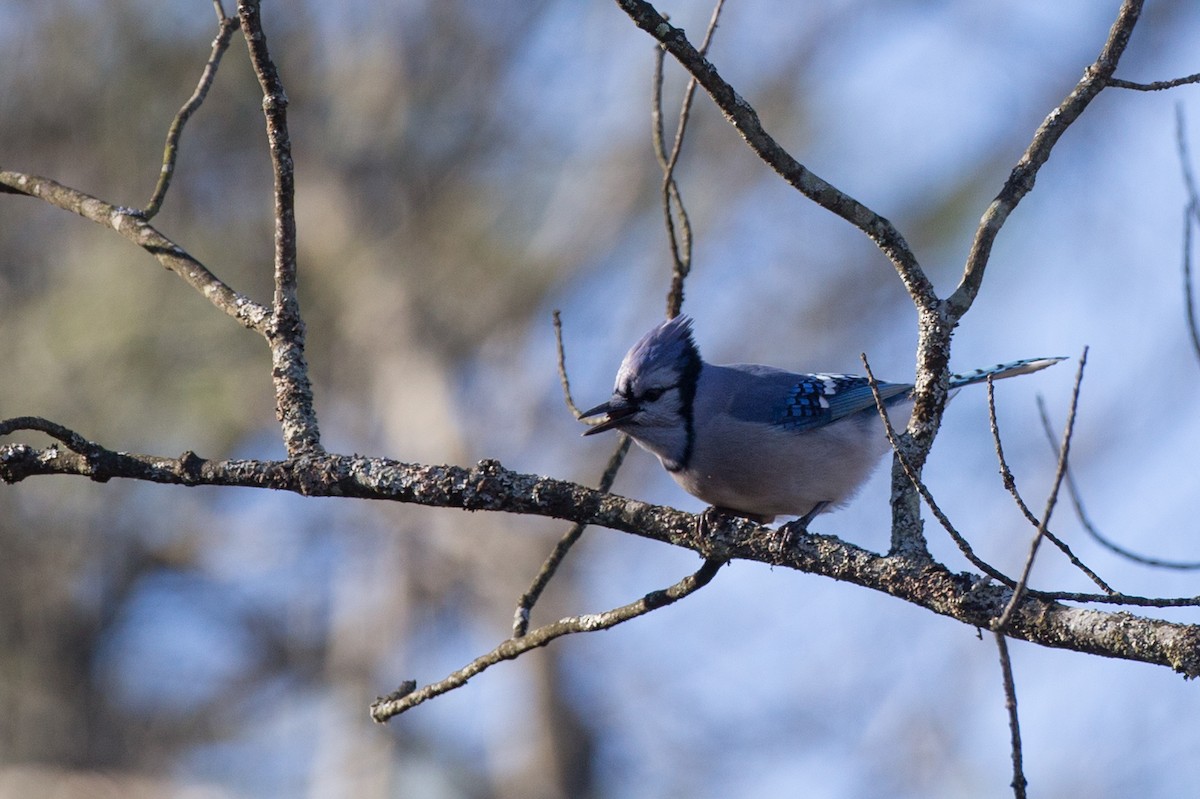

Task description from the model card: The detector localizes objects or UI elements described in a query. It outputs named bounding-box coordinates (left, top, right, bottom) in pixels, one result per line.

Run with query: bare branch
left=1037, top=398, right=1200, bottom=570
left=654, top=45, right=694, bottom=319
left=237, top=0, right=323, bottom=457
left=515, top=312, right=637, bottom=635
left=654, top=0, right=725, bottom=318
left=994, top=632, right=1027, bottom=799
left=995, top=349, right=1088, bottom=631
left=375, top=557, right=724, bottom=722
left=863, top=353, right=1012, bottom=568
left=142, top=14, right=240, bottom=218
left=613, top=0, right=934, bottom=310
left=949, top=0, right=1144, bottom=319
left=1183, top=203, right=1200, bottom=365
left=0, top=170, right=270, bottom=331
left=513, top=435, right=632, bottom=637
left=987, top=376, right=1115, bottom=594
left=1109, top=73, right=1200, bottom=91
left=553, top=310, right=588, bottom=420
left=4, top=423, right=1200, bottom=676
left=1175, top=107, right=1200, bottom=365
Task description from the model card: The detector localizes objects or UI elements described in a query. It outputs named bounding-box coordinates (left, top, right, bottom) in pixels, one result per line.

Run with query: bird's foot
left=696, top=506, right=731, bottom=539
left=774, top=501, right=830, bottom=553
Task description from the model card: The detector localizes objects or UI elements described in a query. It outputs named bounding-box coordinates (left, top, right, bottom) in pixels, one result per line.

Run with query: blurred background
left=2, top=1, right=1199, bottom=797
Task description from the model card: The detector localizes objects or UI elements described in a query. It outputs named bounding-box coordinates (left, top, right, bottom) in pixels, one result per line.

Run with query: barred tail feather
left=949, top=356, right=1066, bottom=388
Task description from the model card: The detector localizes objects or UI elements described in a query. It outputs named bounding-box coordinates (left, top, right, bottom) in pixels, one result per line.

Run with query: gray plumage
left=582, top=315, right=1063, bottom=524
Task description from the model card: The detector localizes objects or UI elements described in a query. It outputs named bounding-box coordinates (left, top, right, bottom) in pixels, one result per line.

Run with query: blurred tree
left=3, top=2, right=1200, bottom=799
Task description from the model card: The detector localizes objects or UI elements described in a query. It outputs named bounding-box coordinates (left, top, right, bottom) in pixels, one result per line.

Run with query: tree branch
left=1108, top=73, right=1200, bottom=92
left=994, top=632, right=1027, bottom=799
left=995, top=349, right=1087, bottom=632
left=987, top=372, right=1114, bottom=594
left=512, top=313, right=635, bottom=636
left=379, top=557, right=724, bottom=722
left=653, top=0, right=724, bottom=318
left=0, top=169, right=270, bottom=332
left=613, top=0, right=935, bottom=311
left=237, top=0, right=323, bottom=457
left=948, top=0, right=1143, bottom=320
left=4, top=418, right=1199, bottom=679
left=142, top=11, right=240, bottom=219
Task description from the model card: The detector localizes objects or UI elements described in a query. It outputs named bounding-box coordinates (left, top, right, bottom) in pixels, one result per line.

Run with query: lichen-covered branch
left=237, top=0, right=323, bottom=457
left=3, top=418, right=1199, bottom=679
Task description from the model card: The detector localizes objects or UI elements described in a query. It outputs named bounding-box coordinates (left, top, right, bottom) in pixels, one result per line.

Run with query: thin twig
left=654, top=47, right=694, bottom=319
left=513, top=311, right=634, bottom=635
left=1109, top=73, right=1200, bottom=91
left=1175, top=106, right=1200, bottom=365
left=1183, top=202, right=1200, bottom=364
left=1175, top=104, right=1200, bottom=204
left=655, top=0, right=725, bottom=318
left=142, top=13, right=239, bottom=218
left=995, top=349, right=1088, bottom=631
left=374, top=557, right=724, bottom=722
left=861, top=355, right=1018, bottom=578
left=614, top=0, right=934, bottom=310
left=987, top=377, right=1115, bottom=594
left=1036, top=398, right=1200, bottom=570
left=553, top=310, right=586, bottom=419
left=1024, top=587, right=1200, bottom=607
left=994, top=632, right=1027, bottom=799
left=0, top=416, right=103, bottom=456
left=512, top=435, right=632, bottom=637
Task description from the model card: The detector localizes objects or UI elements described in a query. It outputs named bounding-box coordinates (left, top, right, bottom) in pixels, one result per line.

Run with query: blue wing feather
left=721, top=364, right=912, bottom=433
left=776, top=374, right=911, bottom=431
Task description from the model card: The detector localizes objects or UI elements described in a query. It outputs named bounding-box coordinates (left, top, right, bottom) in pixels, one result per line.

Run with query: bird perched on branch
left=582, top=315, right=1062, bottom=527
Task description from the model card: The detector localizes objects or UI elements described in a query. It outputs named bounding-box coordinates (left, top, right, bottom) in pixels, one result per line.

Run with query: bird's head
left=581, top=315, right=701, bottom=456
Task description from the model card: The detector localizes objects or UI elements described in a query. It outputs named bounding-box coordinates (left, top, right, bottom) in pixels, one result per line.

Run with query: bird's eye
left=642, top=387, right=665, bottom=402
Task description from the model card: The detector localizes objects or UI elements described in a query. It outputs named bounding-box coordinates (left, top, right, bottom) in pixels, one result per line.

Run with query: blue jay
left=582, top=315, right=1062, bottom=526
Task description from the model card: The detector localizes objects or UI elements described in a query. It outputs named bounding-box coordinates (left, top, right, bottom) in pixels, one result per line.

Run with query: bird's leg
left=798, top=501, right=830, bottom=528
left=775, top=501, right=830, bottom=552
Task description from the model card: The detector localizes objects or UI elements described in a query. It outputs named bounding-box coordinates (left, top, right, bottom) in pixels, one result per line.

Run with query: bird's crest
left=616, top=314, right=700, bottom=391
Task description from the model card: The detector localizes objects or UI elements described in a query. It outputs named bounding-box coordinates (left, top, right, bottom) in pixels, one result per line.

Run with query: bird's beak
left=580, top=397, right=637, bottom=436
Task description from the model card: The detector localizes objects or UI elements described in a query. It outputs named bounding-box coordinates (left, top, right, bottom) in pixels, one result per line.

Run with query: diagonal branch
left=995, top=349, right=1087, bottom=631
left=0, top=170, right=270, bottom=332
left=987, top=375, right=1114, bottom=594
left=948, top=0, right=1144, bottom=320
left=378, top=557, right=724, bottom=722
left=142, top=11, right=240, bottom=219
left=613, top=0, right=934, bottom=311
left=1037, top=398, right=1200, bottom=570
left=511, top=312, right=633, bottom=637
